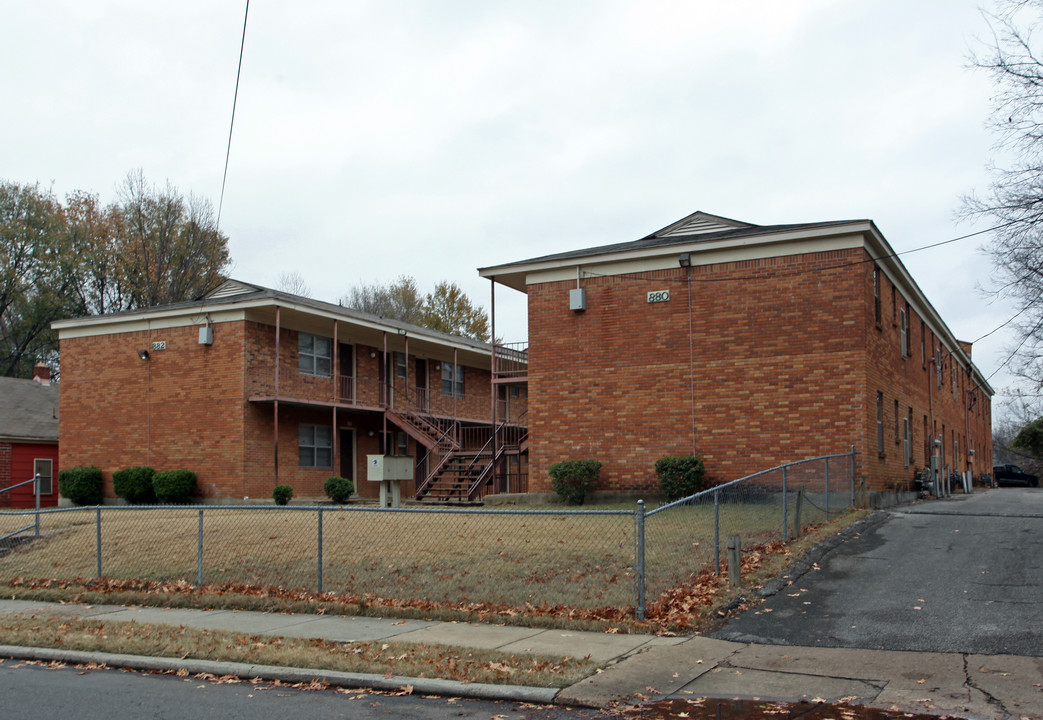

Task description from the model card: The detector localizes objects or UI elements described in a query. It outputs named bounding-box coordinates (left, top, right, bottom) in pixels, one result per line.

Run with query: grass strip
left=0, top=615, right=596, bottom=688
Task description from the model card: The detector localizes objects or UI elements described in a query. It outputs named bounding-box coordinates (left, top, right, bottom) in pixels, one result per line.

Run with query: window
left=952, top=362, right=958, bottom=400
left=903, top=416, right=911, bottom=468
left=441, top=362, right=465, bottom=397
left=397, top=432, right=408, bottom=457
left=891, top=283, right=897, bottom=323
left=873, top=268, right=881, bottom=324
left=899, top=307, right=907, bottom=358
left=299, top=424, right=332, bottom=468
left=299, top=333, right=332, bottom=376
left=877, top=392, right=884, bottom=454
left=34, top=458, right=53, bottom=495
left=923, top=415, right=930, bottom=463
left=905, top=302, right=912, bottom=356
left=920, top=320, right=926, bottom=366
left=395, top=352, right=407, bottom=379
left=894, top=399, right=900, bottom=442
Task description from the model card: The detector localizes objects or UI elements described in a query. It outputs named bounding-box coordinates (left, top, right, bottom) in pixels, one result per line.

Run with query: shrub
left=112, top=466, right=157, bottom=504
left=549, top=459, right=601, bottom=505
left=272, top=484, right=293, bottom=505
left=656, top=455, right=706, bottom=502
left=324, top=476, right=354, bottom=504
left=152, top=469, right=197, bottom=504
left=57, top=465, right=104, bottom=506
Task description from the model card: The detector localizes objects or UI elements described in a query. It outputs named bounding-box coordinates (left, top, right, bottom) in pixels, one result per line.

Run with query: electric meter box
left=367, top=455, right=413, bottom=482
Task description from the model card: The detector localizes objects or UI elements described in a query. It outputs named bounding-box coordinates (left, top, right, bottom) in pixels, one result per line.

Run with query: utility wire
left=217, top=0, right=250, bottom=230
left=581, top=220, right=1020, bottom=286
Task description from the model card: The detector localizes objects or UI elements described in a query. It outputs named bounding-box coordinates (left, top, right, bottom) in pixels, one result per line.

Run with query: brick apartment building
left=480, top=211, right=993, bottom=496
left=0, top=366, right=60, bottom=509
left=53, top=280, right=528, bottom=503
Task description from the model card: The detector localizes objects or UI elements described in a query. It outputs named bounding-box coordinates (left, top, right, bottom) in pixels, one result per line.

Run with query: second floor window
left=299, top=333, right=332, bottom=376
left=442, top=362, right=465, bottom=397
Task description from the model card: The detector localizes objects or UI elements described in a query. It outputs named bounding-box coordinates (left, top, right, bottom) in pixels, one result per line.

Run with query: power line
left=217, top=0, right=250, bottom=230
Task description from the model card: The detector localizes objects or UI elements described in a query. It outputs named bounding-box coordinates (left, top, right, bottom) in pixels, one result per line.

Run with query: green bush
left=324, top=476, right=354, bottom=504
left=57, top=465, right=104, bottom=506
left=272, top=484, right=293, bottom=505
left=152, top=469, right=197, bottom=504
left=549, top=459, right=601, bottom=505
left=112, top=466, right=156, bottom=504
left=655, top=455, right=706, bottom=502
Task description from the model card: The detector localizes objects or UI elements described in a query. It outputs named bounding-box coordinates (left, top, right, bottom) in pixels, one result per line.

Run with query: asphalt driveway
left=712, top=488, right=1043, bottom=657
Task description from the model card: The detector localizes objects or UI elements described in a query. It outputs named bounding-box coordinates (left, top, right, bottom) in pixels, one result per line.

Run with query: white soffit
left=524, top=233, right=866, bottom=286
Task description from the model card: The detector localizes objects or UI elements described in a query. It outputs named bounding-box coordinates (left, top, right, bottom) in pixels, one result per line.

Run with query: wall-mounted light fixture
left=678, top=253, right=692, bottom=268
left=138, top=349, right=151, bottom=361
left=370, top=351, right=377, bottom=358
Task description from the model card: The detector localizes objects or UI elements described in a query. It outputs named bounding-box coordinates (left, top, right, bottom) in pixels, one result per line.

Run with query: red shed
left=0, top=366, right=59, bottom=508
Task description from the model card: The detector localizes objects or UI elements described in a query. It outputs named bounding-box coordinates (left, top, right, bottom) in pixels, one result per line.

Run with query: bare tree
left=276, top=271, right=311, bottom=297
left=341, top=276, right=489, bottom=341
left=967, top=0, right=1043, bottom=387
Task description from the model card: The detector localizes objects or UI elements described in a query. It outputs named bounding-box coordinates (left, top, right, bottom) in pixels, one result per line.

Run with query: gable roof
left=51, top=279, right=493, bottom=361
left=0, top=377, right=59, bottom=443
left=478, top=211, right=871, bottom=287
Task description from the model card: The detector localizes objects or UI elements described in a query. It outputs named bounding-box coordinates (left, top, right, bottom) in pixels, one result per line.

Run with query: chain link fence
left=638, top=449, right=856, bottom=618
left=1, top=449, right=856, bottom=619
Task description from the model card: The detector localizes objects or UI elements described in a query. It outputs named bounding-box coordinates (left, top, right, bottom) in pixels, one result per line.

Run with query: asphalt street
left=712, top=488, right=1043, bottom=656
left=0, top=660, right=615, bottom=720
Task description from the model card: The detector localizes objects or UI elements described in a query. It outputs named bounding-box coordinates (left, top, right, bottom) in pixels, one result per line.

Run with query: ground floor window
left=34, top=458, right=53, bottom=494
left=299, top=424, right=332, bottom=468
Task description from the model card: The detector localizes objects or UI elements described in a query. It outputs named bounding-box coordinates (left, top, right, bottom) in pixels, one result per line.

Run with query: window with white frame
left=299, top=333, right=332, bottom=376
left=34, top=458, right=53, bottom=495
left=299, top=424, right=332, bottom=468
left=441, top=362, right=465, bottom=397
left=395, top=352, right=407, bottom=379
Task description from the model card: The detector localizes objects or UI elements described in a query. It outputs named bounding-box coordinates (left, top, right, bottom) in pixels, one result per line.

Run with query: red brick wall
left=525, top=248, right=992, bottom=495
left=60, top=322, right=248, bottom=499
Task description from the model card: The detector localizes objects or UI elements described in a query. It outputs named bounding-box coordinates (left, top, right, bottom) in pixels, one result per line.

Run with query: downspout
left=686, top=265, right=696, bottom=456
left=333, top=320, right=339, bottom=475
left=274, top=307, right=280, bottom=483
left=382, top=331, right=388, bottom=451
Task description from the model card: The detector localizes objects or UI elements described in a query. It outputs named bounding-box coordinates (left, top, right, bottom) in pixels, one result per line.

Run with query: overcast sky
left=1, top=1, right=1026, bottom=408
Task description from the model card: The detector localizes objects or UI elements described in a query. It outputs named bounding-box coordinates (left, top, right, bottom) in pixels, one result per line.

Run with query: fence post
left=850, top=445, right=856, bottom=508
left=782, top=466, right=788, bottom=542
left=34, top=473, right=41, bottom=538
left=824, top=456, right=831, bottom=522
left=95, top=507, right=102, bottom=578
left=635, top=500, right=645, bottom=621
left=714, top=489, right=721, bottom=575
left=728, top=535, right=742, bottom=588
left=317, top=507, right=324, bottom=594
left=793, top=487, right=804, bottom=538
left=197, top=509, right=204, bottom=586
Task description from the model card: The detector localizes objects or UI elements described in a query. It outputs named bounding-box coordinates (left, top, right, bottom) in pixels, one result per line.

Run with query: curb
left=0, top=645, right=562, bottom=705
left=756, top=510, right=889, bottom=598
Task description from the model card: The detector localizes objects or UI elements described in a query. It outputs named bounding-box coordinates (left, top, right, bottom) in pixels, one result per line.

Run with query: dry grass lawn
left=0, top=497, right=844, bottom=616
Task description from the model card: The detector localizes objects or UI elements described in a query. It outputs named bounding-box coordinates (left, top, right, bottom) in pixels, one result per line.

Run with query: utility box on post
left=367, top=455, right=413, bottom=507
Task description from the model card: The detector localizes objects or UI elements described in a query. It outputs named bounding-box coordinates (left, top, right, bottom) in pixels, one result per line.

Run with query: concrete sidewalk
left=1, top=599, right=1039, bottom=719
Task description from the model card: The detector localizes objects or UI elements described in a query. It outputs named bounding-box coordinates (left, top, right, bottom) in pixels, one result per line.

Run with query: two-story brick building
left=53, top=280, right=528, bottom=503
left=479, top=211, right=993, bottom=496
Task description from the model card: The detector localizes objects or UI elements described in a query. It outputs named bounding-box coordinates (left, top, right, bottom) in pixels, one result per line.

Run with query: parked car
left=992, top=464, right=1039, bottom=488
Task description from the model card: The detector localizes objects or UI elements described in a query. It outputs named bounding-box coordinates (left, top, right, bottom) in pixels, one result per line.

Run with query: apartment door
left=338, top=429, right=355, bottom=485
left=338, top=343, right=354, bottom=402
left=415, top=358, right=428, bottom=411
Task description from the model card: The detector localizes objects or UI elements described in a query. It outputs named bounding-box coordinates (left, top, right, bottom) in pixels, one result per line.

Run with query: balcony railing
left=493, top=342, right=528, bottom=379
left=246, top=364, right=498, bottom=421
